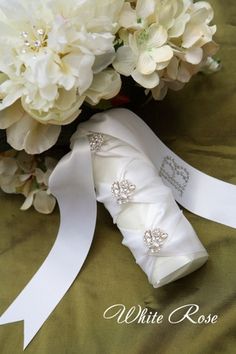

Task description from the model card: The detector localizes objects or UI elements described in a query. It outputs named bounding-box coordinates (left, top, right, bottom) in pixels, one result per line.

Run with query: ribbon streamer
left=0, top=138, right=97, bottom=349
left=0, top=108, right=235, bottom=349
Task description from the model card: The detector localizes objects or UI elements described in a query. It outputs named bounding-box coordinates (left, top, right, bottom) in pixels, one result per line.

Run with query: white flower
left=0, top=0, right=124, bottom=153
left=85, top=69, right=122, bottom=105
left=118, top=0, right=155, bottom=30
left=0, top=151, right=57, bottom=214
left=113, top=24, right=173, bottom=88
left=114, top=0, right=218, bottom=99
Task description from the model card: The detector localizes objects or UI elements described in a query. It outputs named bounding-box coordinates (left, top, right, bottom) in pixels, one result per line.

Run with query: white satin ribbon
left=0, top=138, right=97, bottom=349
left=0, top=108, right=235, bottom=349
left=72, top=108, right=236, bottom=229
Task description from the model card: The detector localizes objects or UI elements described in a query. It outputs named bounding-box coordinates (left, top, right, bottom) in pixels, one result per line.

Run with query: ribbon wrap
left=0, top=108, right=236, bottom=348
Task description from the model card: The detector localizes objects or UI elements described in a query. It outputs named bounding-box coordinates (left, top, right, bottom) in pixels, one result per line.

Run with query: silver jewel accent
left=159, top=156, right=190, bottom=197
left=88, top=133, right=104, bottom=152
left=37, top=28, right=45, bottom=36
left=20, top=31, right=29, bottom=38
left=20, top=26, right=47, bottom=54
left=111, top=179, right=136, bottom=205
left=24, top=40, right=30, bottom=47
left=34, top=40, right=42, bottom=47
left=144, top=229, right=168, bottom=254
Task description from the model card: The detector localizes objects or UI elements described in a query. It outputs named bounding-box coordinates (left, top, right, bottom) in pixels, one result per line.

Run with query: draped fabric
left=0, top=1, right=235, bottom=353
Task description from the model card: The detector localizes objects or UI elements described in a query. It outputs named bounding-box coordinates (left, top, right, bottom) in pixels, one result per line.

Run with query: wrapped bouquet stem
left=74, top=125, right=208, bottom=287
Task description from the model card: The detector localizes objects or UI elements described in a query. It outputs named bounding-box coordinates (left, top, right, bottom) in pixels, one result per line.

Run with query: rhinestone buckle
left=88, top=133, right=104, bottom=152
left=111, top=179, right=136, bottom=205
left=144, top=229, right=168, bottom=254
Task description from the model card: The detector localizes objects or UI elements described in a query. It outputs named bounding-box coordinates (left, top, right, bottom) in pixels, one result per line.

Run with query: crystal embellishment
left=88, top=133, right=104, bottom=152
left=159, top=156, right=190, bottom=197
left=144, top=229, right=168, bottom=254
left=20, top=26, right=47, bottom=54
left=111, top=179, right=136, bottom=205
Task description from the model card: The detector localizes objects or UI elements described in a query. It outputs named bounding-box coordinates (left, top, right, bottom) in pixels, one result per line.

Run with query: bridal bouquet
left=2, top=2, right=233, bottom=348
left=0, top=0, right=219, bottom=213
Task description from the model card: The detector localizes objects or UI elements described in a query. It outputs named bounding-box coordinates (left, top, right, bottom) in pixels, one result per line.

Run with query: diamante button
left=144, top=229, right=168, bottom=254
left=88, top=133, right=104, bottom=152
left=111, top=179, right=136, bottom=205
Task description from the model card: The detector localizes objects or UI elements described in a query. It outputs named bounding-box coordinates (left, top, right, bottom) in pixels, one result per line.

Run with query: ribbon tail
left=0, top=138, right=97, bottom=349
left=0, top=303, right=52, bottom=350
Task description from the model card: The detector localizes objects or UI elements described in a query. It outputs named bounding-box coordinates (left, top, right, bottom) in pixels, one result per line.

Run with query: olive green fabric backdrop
left=0, top=1, right=236, bottom=353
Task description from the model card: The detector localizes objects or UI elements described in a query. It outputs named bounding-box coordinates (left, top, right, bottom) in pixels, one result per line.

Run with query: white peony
left=0, top=0, right=124, bottom=153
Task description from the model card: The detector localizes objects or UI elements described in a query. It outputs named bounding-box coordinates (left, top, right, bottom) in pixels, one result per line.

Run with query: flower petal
left=85, top=69, right=121, bottom=105
left=93, top=52, right=116, bottom=74
left=0, top=157, right=18, bottom=175
left=169, top=13, right=190, bottom=38
left=132, top=69, right=159, bottom=89
left=7, top=115, right=61, bottom=154
left=185, top=47, right=203, bottom=64
left=137, top=52, right=156, bottom=75
left=33, top=190, right=56, bottom=214
left=193, top=1, right=214, bottom=24
left=167, top=57, right=179, bottom=80
left=0, top=100, right=22, bottom=129
left=70, top=54, right=95, bottom=95
left=147, top=24, right=168, bottom=48
left=113, top=46, right=136, bottom=76
left=177, top=63, right=192, bottom=83
left=21, top=89, right=84, bottom=126
left=0, top=81, right=24, bottom=111
left=136, top=0, right=155, bottom=20
left=119, top=2, right=138, bottom=29
left=35, top=168, right=45, bottom=184
left=151, top=80, right=168, bottom=100
left=20, top=190, right=36, bottom=211
left=151, top=45, right=173, bottom=63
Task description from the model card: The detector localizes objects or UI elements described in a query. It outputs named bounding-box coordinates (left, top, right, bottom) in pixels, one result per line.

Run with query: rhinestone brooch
left=88, top=133, right=104, bottom=152
left=111, top=179, right=136, bottom=205
left=144, top=229, right=168, bottom=254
